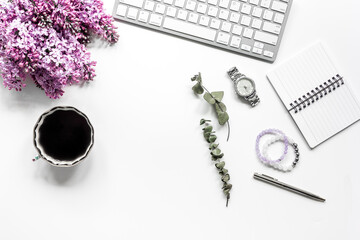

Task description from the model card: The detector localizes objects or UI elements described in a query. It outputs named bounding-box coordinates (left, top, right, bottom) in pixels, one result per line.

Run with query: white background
left=1, top=0, right=359, bottom=239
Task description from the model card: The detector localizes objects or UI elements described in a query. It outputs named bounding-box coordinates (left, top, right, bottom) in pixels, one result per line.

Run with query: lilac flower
left=0, top=0, right=118, bottom=98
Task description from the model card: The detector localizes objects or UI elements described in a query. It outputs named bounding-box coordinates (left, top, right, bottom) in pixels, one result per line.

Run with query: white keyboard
left=113, top=0, right=292, bottom=62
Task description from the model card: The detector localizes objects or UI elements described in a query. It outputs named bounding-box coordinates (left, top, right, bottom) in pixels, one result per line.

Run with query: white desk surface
left=1, top=0, right=359, bottom=239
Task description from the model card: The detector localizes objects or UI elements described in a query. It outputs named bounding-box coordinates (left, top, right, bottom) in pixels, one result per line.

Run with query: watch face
left=235, top=78, right=255, bottom=97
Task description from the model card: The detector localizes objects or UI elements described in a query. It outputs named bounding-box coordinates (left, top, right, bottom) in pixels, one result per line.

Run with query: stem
left=226, top=121, right=230, bottom=142
left=226, top=195, right=229, bottom=207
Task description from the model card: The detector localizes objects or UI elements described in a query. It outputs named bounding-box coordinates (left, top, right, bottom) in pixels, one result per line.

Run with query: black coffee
left=38, top=109, right=92, bottom=161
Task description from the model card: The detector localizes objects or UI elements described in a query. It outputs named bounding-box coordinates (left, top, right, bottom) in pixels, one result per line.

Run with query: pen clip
left=254, top=173, right=278, bottom=181
left=262, top=174, right=278, bottom=181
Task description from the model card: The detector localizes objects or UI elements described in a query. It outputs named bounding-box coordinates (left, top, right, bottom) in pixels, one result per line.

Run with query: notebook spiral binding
left=288, top=74, right=344, bottom=114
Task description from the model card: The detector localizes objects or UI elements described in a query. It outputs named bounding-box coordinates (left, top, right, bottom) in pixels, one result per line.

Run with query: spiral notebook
left=267, top=42, right=360, bottom=148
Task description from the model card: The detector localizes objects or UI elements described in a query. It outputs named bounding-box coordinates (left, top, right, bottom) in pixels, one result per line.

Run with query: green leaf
left=200, top=119, right=210, bottom=125
left=215, top=161, right=225, bottom=169
left=203, top=93, right=216, bottom=104
left=223, top=183, right=232, bottom=191
left=191, top=73, right=202, bottom=83
left=211, top=148, right=222, bottom=156
left=202, top=126, right=213, bottom=133
left=217, top=112, right=229, bottom=125
left=203, top=131, right=211, bottom=140
left=215, top=102, right=227, bottom=113
left=192, top=83, right=204, bottom=95
left=211, top=91, right=224, bottom=102
left=221, top=174, right=230, bottom=183
left=209, top=135, right=217, bottom=143
left=209, top=143, right=219, bottom=150
left=219, top=168, right=228, bottom=175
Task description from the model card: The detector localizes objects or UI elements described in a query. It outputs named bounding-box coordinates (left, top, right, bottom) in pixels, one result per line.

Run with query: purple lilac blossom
left=0, top=0, right=118, bottom=99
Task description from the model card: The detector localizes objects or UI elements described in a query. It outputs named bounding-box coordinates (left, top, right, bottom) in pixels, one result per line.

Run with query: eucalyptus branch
left=200, top=119, right=232, bottom=207
left=191, top=73, right=231, bottom=141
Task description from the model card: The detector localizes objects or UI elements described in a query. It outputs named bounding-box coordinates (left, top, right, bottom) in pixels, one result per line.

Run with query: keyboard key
left=230, top=36, right=241, bottom=48
left=241, top=44, right=251, bottom=51
left=263, top=21, right=281, bottom=34
left=263, top=10, right=273, bottom=21
left=241, top=4, right=252, bottom=15
left=264, top=50, right=274, bottom=58
left=208, top=6, right=218, bottom=17
left=271, top=1, right=287, bottom=13
left=252, top=7, right=263, bottom=18
left=210, top=19, right=221, bottom=29
left=260, top=0, right=271, bottom=8
left=219, top=10, right=229, bottom=20
left=229, top=12, right=240, bottom=23
left=188, top=13, right=199, bottom=23
left=274, top=13, right=285, bottom=24
left=119, top=0, right=144, bottom=8
left=254, top=31, right=278, bottom=45
left=243, top=28, right=254, bottom=38
left=232, top=25, right=243, bottom=35
left=166, top=6, right=177, bottom=17
left=216, top=32, right=230, bottom=45
left=149, top=13, right=163, bottom=26
left=252, top=19, right=262, bottom=29
left=199, top=16, right=210, bottom=26
left=138, top=10, right=149, bottom=22
left=163, top=17, right=217, bottom=41
left=177, top=9, right=188, bottom=20
left=116, top=5, right=127, bottom=17
left=230, top=1, right=241, bottom=11
left=164, top=0, right=173, bottom=4
left=249, top=0, right=259, bottom=5
left=144, top=1, right=155, bottom=11
left=155, top=4, right=166, bottom=14
left=221, top=22, right=231, bottom=32
left=252, top=47, right=262, bottom=54
left=174, top=0, right=185, bottom=8
left=197, top=3, right=208, bottom=14
left=240, top=16, right=251, bottom=26
left=219, top=0, right=230, bottom=8
left=186, top=0, right=196, bottom=11
left=127, top=8, right=138, bottom=19
left=208, top=0, right=218, bottom=5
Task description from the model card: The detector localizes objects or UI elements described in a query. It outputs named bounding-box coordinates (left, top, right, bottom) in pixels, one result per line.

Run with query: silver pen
left=253, top=173, right=326, bottom=202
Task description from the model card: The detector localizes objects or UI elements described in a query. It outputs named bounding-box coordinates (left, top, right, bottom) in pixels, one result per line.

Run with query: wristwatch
left=227, top=67, right=260, bottom=107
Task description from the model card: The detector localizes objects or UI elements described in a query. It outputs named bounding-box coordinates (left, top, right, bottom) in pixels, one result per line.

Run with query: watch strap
left=227, top=67, right=245, bottom=82
left=246, top=91, right=260, bottom=107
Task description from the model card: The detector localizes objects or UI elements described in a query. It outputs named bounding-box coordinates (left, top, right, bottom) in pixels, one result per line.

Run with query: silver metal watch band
left=227, top=67, right=245, bottom=82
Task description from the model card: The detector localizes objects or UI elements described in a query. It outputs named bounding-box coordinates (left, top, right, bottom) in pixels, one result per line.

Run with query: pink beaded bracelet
left=255, top=129, right=289, bottom=163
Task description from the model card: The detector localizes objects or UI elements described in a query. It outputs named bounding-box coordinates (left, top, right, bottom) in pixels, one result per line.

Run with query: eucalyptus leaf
left=209, top=143, right=219, bottom=150
left=211, top=148, right=222, bottom=156
left=217, top=111, right=229, bottom=125
left=219, top=168, right=228, bottom=175
left=215, top=102, right=227, bottom=113
left=221, top=174, right=230, bottom=183
left=209, top=135, right=217, bottom=143
left=192, top=83, right=204, bottom=95
left=203, top=93, right=216, bottom=104
left=215, top=161, right=225, bottom=169
left=202, top=126, right=213, bottom=133
left=200, top=119, right=210, bottom=125
left=211, top=91, right=224, bottom=102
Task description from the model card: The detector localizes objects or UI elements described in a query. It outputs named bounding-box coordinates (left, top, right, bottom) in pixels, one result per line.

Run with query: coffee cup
left=33, top=106, right=94, bottom=167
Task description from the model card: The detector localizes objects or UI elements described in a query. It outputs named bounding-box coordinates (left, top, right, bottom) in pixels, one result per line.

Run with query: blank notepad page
left=267, top=42, right=360, bottom=148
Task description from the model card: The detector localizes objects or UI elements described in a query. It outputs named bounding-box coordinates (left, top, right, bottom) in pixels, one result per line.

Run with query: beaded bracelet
left=255, top=129, right=289, bottom=163
left=262, top=135, right=300, bottom=172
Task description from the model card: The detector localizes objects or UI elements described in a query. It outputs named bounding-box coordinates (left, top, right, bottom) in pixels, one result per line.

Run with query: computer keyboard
left=112, top=0, right=292, bottom=62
